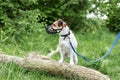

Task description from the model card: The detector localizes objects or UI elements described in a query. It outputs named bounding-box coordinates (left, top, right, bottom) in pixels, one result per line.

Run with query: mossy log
left=0, top=52, right=110, bottom=80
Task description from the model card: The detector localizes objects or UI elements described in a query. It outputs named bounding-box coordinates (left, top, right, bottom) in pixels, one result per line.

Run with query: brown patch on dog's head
left=45, top=19, right=67, bottom=34
left=58, top=19, right=63, bottom=27
left=52, top=19, right=67, bottom=29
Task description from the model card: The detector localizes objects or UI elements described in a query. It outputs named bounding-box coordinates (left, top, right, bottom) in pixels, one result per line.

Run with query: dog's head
left=46, top=19, right=67, bottom=34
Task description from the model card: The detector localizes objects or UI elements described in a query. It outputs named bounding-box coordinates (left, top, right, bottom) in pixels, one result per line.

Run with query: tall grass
left=0, top=28, right=120, bottom=80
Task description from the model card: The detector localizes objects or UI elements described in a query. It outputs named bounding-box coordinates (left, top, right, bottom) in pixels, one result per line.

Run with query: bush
left=37, top=0, right=89, bottom=30
left=107, top=1, right=120, bottom=32
left=0, top=0, right=47, bottom=41
left=0, top=0, right=107, bottom=41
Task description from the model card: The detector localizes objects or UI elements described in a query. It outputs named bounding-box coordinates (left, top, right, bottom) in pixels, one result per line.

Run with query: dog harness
left=60, top=31, right=70, bottom=40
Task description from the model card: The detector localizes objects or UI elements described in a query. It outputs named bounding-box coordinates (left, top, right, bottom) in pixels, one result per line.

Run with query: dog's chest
left=59, top=37, right=70, bottom=48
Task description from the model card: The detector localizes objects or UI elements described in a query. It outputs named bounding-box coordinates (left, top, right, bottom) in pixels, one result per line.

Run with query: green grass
left=0, top=29, right=120, bottom=80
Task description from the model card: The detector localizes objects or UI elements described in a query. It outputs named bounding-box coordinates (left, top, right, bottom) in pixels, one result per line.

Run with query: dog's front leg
left=47, top=45, right=59, bottom=58
left=70, top=50, right=75, bottom=65
left=59, top=49, right=65, bottom=64
left=73, top=54, right=78, bottom=65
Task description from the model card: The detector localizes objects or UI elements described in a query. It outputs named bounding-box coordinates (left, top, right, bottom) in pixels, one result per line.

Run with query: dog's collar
left=60, top=31, right=70, bottom=40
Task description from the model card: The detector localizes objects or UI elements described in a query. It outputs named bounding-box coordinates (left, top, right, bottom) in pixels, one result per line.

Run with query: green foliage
left=86, top=0, right=118, bottom=33
left=83, top=18, right=106, bottom=32
left=107, top=0, right=120, bottom=32
left=37, top=0, right=90, bottom=30
left=0, top=0, right=119, bottom=40
left=0, top=0, right=111, bottom=40
left=0, top=0, right=46, bottom=42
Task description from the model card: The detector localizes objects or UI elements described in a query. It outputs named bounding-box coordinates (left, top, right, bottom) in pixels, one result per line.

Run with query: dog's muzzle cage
left=45, top=26, right=62, bottom=34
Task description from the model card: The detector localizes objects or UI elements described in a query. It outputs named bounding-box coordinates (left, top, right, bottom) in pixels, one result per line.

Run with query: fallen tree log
left=0, top=52, right=110, bottom=80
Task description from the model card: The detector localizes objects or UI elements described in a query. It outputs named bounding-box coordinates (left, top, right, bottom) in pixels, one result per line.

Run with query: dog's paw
left=70, top=61, right=75, bottom=65
left=58, top=60, right=63, bottom=64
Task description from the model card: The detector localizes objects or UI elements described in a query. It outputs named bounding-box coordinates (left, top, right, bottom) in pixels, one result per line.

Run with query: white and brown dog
left=46, top=19, right=78, bottom=65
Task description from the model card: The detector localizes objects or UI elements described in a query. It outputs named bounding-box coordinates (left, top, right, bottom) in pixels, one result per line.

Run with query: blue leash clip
left=69, top=32, right=120, bottom=63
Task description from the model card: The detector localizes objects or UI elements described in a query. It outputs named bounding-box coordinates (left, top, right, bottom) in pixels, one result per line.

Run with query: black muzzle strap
left=52, top=27, right=63, bottom=33
left=45, top=26, right=63, bottom=34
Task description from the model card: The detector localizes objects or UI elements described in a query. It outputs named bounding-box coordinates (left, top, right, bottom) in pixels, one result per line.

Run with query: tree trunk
left=0, top=52, right=110, bottom=80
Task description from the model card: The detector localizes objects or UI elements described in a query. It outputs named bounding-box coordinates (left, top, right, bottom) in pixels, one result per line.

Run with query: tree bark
left=0, top=52, right=110, bottom=80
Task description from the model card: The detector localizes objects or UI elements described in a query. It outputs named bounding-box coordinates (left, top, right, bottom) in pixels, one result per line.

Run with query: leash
left=69, top=32, right=120, bottom=63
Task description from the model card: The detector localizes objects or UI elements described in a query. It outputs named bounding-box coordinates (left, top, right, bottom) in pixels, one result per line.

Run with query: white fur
left=58, top=26, right=78, bottom=65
